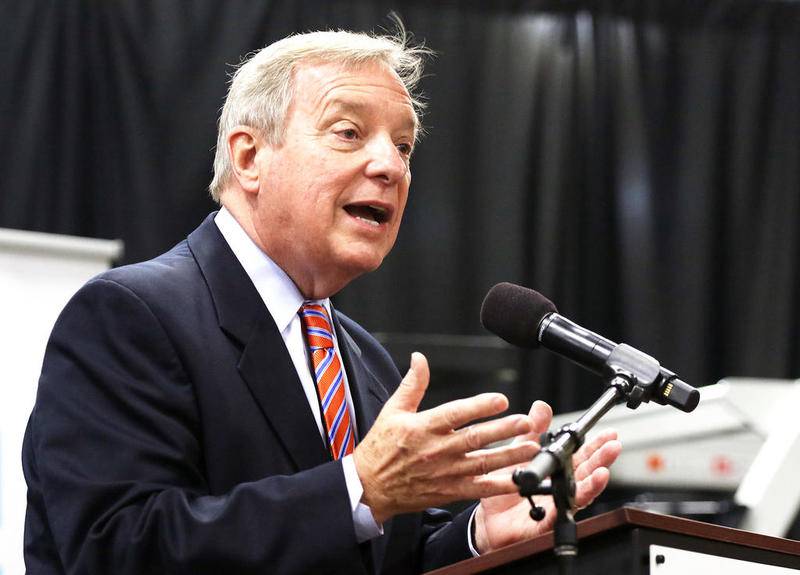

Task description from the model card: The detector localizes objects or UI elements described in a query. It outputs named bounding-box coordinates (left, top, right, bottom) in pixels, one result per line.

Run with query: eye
left=338, top=128, right=359, bottom=141
left=396, top=142, right=413, bottom=157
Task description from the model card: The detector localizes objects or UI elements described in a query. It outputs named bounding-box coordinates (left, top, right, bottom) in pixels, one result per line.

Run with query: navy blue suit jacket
left=23, top=214, right=473, bottom=574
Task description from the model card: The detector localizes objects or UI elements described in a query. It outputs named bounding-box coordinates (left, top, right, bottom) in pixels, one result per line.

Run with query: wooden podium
left=426, top=507, right=800, bottom=574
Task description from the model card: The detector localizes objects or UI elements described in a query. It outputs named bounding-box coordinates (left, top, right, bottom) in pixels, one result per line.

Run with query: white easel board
left=0, top=228, right=122, bottom=575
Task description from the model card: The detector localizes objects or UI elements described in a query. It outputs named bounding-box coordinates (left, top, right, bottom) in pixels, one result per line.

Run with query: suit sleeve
left=420, top=505, right=476, bottom=570
left=27, top=278, right=367, bottom=575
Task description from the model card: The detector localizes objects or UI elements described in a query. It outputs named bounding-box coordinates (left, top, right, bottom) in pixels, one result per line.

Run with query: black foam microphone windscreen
left=480, top=282, right=557, bottom=349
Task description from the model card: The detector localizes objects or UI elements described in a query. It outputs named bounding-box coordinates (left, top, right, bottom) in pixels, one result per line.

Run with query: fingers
left=424, top=393, right=509, bottom=432
left=575, top=466, right=611, bottom=508
left=573, top=429, right=617, bottom=468
left=449, top=414, right=532, bottom=452
left=461, top=440, right=539, bottom=476
left=385, top=352, right=431, bottom=412
left=573, top=431, right=621, bottom=482
left=571, top=431, right=621, bottom=508
left=465, top=472, right=523, bottom=498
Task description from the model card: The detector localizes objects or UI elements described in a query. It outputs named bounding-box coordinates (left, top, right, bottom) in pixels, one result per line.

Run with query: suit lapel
left=237, top=318, right=330, bottom=470
left=332, top=313, right=388, bottom=440
left=187, top=214, right=328, bottom=471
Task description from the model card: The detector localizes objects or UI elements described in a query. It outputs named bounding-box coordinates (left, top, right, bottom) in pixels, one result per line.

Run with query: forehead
left=290, top=60, right=418, bottom=131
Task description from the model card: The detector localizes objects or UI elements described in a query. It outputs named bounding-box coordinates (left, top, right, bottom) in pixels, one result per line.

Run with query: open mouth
left=344, top=204, right=390, bottom=227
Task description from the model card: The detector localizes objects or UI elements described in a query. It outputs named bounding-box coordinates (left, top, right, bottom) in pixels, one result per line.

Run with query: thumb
left=529, top=400, right=553, bottom=435
left=510, top=400, right=552, bottom=446
left=386, top=352, right=430, bottom=413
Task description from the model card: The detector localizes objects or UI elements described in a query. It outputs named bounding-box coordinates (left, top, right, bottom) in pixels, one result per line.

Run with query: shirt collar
left=214, top=206, right=331, bottom=334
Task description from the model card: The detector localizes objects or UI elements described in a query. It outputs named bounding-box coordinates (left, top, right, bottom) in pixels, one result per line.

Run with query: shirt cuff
left=467, top=505, right=481, bottom=557
left=342, top=454, right=384, bottom=542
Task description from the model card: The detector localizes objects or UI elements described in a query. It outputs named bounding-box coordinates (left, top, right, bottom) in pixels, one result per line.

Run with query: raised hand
left=473, top=401, right=622, bottom=553
left=353, top=353, right=540, bottom=523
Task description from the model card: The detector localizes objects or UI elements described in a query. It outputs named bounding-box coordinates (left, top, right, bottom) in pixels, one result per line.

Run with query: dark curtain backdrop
left=3, top=0, right=800, bottom=414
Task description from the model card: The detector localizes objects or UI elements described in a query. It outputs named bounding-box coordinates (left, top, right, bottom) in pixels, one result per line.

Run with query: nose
left=364, top=135, right=409, bottom=185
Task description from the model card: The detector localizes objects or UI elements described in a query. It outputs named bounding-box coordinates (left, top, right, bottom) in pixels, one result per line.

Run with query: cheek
left=305, top=187, right=345, bottom=227
left=304, top=161, right=355, bottom=207
left=382, top=199, right=408, bottom=251
left=394, top=182, right=411, bottom=225
left=255, top=200, right=294, bottom=242
left=270, top=164, right=333, bottom=221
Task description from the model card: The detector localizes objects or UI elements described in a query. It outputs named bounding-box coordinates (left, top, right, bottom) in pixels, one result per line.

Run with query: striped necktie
left=299, top=303, right=355, bottom=460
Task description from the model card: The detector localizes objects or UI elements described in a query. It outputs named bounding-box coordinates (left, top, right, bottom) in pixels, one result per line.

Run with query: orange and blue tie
left=300, top=303, right=355, bottom=460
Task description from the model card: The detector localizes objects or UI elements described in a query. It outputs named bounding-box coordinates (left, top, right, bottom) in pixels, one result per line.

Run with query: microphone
left=480, top=282, right=699, bottom=413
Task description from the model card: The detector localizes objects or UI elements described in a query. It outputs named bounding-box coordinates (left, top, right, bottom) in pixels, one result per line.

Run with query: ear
left=227, top=126, right=269, bottom=194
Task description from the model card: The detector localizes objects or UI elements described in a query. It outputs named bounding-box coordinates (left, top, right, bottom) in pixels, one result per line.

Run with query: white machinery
left=552, top=377, right=800, bottom=538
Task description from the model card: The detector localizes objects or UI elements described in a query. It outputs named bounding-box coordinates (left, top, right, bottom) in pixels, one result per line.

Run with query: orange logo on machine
left=646, top=453, right=665, bottom=473
left=711, top=455, right=734, bottom=476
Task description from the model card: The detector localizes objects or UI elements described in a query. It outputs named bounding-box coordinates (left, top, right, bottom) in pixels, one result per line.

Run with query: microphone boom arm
left=512, top=347, right=668, bottom=574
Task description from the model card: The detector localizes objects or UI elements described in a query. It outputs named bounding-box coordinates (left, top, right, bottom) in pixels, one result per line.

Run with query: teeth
left=356, top=215, right=380, bottom=227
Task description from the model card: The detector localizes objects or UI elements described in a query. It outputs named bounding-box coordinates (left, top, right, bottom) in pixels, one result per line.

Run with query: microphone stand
left=513, top=344, right=666, bottom=575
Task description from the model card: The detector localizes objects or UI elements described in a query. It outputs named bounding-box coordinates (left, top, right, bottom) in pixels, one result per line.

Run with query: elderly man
left=23, top=29, right=620, bottom=574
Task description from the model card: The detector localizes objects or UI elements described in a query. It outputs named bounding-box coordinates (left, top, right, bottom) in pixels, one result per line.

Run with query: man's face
left=252, top=60, right=416, bottom=298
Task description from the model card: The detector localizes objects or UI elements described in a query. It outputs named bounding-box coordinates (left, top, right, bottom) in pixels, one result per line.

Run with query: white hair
left=208, top=27, right=430, bottom=201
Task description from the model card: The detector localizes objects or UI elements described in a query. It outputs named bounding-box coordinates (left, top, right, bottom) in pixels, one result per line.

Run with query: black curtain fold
left=3, top=0, right=800, bottom=413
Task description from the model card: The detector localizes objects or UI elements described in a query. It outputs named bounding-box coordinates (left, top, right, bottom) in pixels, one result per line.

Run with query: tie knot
left=300, top=303, right=334, bottom=350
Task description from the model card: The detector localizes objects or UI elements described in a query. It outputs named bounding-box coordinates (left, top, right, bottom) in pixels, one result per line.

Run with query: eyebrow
left=320, top=98, right=418, bottom=134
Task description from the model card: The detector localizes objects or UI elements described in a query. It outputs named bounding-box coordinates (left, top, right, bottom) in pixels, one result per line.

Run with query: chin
left=338, top=249, right=387, bottom=277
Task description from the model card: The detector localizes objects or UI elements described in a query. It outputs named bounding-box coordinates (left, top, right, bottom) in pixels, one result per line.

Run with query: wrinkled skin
left=355, top=353, right=622, bottom=553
